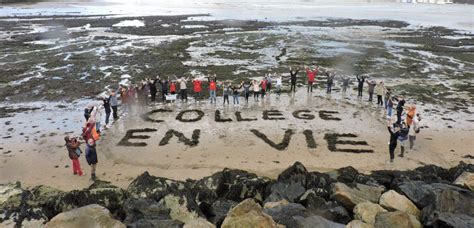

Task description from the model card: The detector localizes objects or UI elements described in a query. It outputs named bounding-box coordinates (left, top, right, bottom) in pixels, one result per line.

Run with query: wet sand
left=1, top=88, right=472, bottom=191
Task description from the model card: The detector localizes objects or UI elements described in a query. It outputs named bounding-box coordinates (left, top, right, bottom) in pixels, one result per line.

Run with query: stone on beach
left=374, top=211, right=422, bottom=228
left=379, top=190, right=420, bottom=219
left=45, top=204, right=125, bottom=228
left=330, top=182, right=384, bottom=210
left=353, top=201, right=387, bottom=224
left=454, top=171, right=474, bottom=191
left=221, top=198, right=283, bottom=228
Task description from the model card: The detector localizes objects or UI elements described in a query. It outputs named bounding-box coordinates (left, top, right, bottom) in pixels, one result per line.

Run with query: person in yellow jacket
left=406, top=105, right=416, bottom=127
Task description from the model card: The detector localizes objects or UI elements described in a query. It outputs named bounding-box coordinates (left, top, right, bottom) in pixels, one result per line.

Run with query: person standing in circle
left=387, top=120, right=401, bottom=164
left=85, top=138, right=98, bottom=181
left=356, top=74, right=365, bottom=98
left=208, top=75, right=218, bottom=103
left=65, top=136, right=83, bottom=176
left=305, top=65, right=317, bottom=93
left=192, top=77, right=203, bottom=101
left=289, top=66, right=299, bottom=93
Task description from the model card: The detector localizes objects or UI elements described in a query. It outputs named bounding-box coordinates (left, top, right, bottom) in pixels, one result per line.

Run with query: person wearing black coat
left=387, top=121, right=401, bottom=163
left=356, top=74, right=365, bottom=97
left=102, top=97, right=111, bottom=126
left=149, top=78, right=158, bottom=103
left=289, top=66, right=299, bottom=93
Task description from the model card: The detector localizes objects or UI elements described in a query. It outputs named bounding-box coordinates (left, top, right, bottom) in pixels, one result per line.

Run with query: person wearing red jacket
left=170, top=81, right=177, bottom=95
left=65, top=136, right=84, bottom=176
left=192, top=77, right=203, bottom=101
left=305, top=65, right=318, bottom=93
left=260, top=77, right=267, bottom=99
left=208, top=75, right=217, bottom=103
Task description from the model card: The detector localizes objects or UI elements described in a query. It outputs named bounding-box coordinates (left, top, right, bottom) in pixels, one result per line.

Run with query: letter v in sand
left=250, top=129, right=294, bottom=151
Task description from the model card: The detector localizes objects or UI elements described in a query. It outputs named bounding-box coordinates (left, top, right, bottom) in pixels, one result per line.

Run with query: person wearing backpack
left=398, top=122, right=409, bottom=158
left=409, top=113, right=421, bottom=150
left=65, top=136, right=84, bottom=176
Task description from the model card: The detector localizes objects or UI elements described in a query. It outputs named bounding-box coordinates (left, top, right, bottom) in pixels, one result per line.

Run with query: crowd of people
left=65, top=65, right=422, bottom=180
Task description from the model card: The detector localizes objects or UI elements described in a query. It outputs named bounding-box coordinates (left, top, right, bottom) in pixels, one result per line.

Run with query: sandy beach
left=1, top=88, right=472, bottom=191
left=0, top=0, right=473, bottom=192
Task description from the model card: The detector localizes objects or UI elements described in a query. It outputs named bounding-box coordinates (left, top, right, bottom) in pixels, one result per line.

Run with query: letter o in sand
left=176, top=109, right=205, bottom=122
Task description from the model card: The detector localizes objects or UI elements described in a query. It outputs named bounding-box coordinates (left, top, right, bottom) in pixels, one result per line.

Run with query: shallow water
left=1, top=0, right=474, bottom=31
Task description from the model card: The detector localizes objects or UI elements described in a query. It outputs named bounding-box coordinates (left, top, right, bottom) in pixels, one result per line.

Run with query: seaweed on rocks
left=127, top=171, right=186, bottom=201
left=196, top=168, right=271, bottom=203
left=272, top=162, right=334, bottom=201
left=250, top=129, right=294, bottom=151
left=57, top=180, right=128, bottom=220
left=2, top=161, right=474, bottom=227
left=446, top=161, right=474, bottom=182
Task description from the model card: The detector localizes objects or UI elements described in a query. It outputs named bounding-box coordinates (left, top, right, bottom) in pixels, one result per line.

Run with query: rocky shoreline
left=1, top=162, right=473, bottom=227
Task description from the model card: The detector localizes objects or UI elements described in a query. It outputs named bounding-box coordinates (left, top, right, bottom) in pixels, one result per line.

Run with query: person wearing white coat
left=408, top=114, right=420, bottom=150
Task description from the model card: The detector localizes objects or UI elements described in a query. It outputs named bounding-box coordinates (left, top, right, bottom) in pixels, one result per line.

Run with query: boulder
left=326, top=166, right=359, bottom=184
left=369, top=164, right=451, bottom=189
left=292, top=215, right=345, bottom=228
left=160, top=194, right=203, bottom=225
left=346, top=220, right=374, bottom=228
left=58, top=180, right=127, bottom=219
left=276, top=162, right=333, bottom=199
left=454, top=171, right=474, bottom=191
left=0, top=185, right=58, bottom=227
left=447, top=161, right=474, bottom=182
left=379, top=190, right=420, bottom=218
left=127, top=171, right=186, bottom=200
left=430, top=212, right=474, bottom=228
left=221, top=198, right=283, bottom=228
left=264, top=199, right=289, bottom=209
left=0, top=182, right=23, bottom=205
left=45, top=204, right=125, bottom=228
left=374, top=211, right=421, bottom=228
left=183, top=218, right=215, bottom=228
left=298, top=189, right=326, bottom=209
left=205, top=199, right=237, bottom=226
left=422, top=188, right=474, bottom=226
left=264, top=182, right=306, bottom=203
left=277, top=162, right=308, bottom=182
left=330, top=183, right=384, bottom=210
left=304, top=172, right=333, bottom=199
left=353, top=202, right=387, bottom=224
left=123, top=197, right=173, bottom=226
left=298, top=189, right=350, bottom=224
left=128, top=219, right=183, bottom=227
left=198, top=169, right=270, bottom=203
left=263, top=203, right=308, bottom=227
left=396, top=181, right=466, bottom=208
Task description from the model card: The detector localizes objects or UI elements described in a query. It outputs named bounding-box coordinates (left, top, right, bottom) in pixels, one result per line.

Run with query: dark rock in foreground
left=1, top=161, right=473, bottom=227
